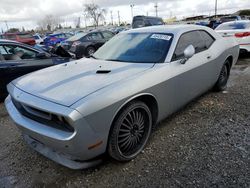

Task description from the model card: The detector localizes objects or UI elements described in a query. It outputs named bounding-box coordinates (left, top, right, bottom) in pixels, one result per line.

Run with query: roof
left=126, top=24, right=210, bottom=35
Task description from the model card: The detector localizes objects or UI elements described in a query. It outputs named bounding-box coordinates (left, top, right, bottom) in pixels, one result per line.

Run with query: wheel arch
left=106, top=93, right=159, bottom=150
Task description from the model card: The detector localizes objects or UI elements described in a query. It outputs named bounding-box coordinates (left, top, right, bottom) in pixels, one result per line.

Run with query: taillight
left=235, top=32, right=250, bottom=38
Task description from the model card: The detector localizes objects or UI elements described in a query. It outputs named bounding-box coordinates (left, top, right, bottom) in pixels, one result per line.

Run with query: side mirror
left=180, top=45, right=195, bottom=64
left=36, top=52, right=48, bottom=59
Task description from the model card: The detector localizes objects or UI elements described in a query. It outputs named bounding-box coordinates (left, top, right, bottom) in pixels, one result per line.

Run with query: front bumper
left=5, top=85, right=106, bottom=169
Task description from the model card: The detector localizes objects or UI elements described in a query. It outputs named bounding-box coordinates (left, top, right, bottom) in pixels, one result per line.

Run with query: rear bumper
left=5, top=85, right=107, bottom=169
left=239, top=44, right=250, bottom=52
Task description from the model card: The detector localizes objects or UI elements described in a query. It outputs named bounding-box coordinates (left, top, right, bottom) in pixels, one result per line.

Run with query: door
left=170, top=30, right=216, bottom=109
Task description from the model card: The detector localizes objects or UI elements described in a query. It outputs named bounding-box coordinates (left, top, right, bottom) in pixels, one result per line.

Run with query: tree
left=37, top=15, right=61, bottom=31
left=7, top=28, right=19, bottom=33
left=84, top=3, right=106, bottom=27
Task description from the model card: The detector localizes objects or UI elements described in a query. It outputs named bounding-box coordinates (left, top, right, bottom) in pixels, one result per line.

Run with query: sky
left=0, top=0, right=249, bottom=31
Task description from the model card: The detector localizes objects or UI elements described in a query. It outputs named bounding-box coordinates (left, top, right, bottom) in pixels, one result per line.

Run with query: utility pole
left=215, top=0, right=218, bottom=18
left=154, top=2, right=158, bottom=17
left=147, top=11, right=149, bottom=16
left=130, top=4, right=134, bottom=20
left=118, top=11, right=121, bottom=26
left=110, top=11, right=113, bottom=25
left=4, top=20, right=9, bottom=31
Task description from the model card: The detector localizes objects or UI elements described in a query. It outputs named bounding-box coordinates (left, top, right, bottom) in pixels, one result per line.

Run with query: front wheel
left=86, top=46, right=96, bottom=56
left=214, top=61, right=230, bottom=91
left=108, top=101, right=152, bottom=162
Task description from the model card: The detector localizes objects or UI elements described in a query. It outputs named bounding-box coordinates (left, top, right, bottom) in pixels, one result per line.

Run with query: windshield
left=216, top=22, right=250, bottom=30
left=93, top=32, right=173, bottom=63
left=67, top=33, right=87, bottom=41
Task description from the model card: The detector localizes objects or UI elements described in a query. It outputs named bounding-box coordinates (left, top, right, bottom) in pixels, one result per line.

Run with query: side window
left=4, top=45, right=37, bottom=60
left=0, top=45, right=8, bottom=54
left=172, top=31, right=206, bottom=61
left=102, top=31, right=114, bottom=39
left=86, top=33, right=103, bottom=40
left=199, top=30, right=215, bottom=48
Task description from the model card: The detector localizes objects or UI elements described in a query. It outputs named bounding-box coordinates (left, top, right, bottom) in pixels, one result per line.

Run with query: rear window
left=216, top=22, right=250, bottom=30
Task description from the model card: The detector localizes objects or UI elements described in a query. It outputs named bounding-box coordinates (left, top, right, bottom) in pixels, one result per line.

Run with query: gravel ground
left=0, top=54, right=249, bottom=188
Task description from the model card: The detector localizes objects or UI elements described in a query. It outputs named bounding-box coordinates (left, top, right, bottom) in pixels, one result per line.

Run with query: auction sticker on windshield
left=150, top=34, right=172, bottom=41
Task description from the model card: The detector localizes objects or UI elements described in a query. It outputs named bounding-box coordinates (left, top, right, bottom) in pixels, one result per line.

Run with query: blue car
left=44, top=33, right=73, bottom=48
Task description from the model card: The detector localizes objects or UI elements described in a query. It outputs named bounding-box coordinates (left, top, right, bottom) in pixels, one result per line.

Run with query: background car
left=68, top=30, right=114, bottom=59
left=33, top=33, right=44, bottom=44
left=3, top=32, right=36, bottom=45
left=5, top=25, right=239, bottom=169
left=220, top=15, right=242, bottom=23
left=44, top=33, right=73, bottom=48
left=0, top=39, right=71, bottom=100
left=215, top=20, right=250, bottom=53
left=132, top=15, right=164, bottom=28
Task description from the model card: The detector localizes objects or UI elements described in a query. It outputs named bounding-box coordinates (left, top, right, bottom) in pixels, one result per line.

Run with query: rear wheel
left=214, top=60, right=230, bottom=91
left=108, top=101, right=152, bottom=162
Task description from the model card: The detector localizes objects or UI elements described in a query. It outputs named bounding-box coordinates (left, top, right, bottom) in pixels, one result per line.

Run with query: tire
left=108, top=101, right=152, bottom=162
left=214, top=60, right=230, bottom=91
left=86, top=46, right=96, bottom=56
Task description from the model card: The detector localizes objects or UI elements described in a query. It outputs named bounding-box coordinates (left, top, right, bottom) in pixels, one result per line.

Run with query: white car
left=215, top=20, right=250, bottom=53
left=33, top=34, right=44, bottom=45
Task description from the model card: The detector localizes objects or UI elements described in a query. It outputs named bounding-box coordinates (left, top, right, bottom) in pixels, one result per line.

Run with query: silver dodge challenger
left=5, top=25, right=239, bottom=169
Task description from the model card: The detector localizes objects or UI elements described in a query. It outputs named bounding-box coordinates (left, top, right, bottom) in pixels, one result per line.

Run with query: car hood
left=12, top=58, right=154, bottom=107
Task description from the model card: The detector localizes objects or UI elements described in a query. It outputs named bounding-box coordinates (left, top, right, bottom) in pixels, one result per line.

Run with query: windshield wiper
left=88, top=55, right=98, bottom=59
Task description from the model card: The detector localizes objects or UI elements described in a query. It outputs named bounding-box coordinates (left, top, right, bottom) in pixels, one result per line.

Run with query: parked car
left=67, top=30, right=114, bottom=59
left=215, top=20, right=250, bottom=53
left=3, top=32, right=36, bottom=45
left=44, top=33, right=73, bottom=48
left=0, top=39, right=71, bottom=100
left=5, top=25, right=239, bottom=169
left=33, top=33, right=44, bottom=44
left=220, top=16, right=242, bottom=23
left=132, top=15, right=164, bottom=28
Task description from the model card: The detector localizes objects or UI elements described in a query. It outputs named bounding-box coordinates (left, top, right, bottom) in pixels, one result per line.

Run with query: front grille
left=12, top=97, right=74, bottom=133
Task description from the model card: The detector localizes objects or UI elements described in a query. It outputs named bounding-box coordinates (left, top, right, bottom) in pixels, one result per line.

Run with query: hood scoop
left=96, top=70, right=111, bottom=74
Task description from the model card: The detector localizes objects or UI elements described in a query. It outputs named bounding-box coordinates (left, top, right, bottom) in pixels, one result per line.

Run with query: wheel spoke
left=118, top=134, right=130, bottom=144
left=128, top=112, right=134, bottom=124
left=121, top=123, right=131, bottom=130
left=120, top=135, right=131, bottom=149
left=118, top=132, right=130, bottom=138
left=120, top=128, right=130, bottom=132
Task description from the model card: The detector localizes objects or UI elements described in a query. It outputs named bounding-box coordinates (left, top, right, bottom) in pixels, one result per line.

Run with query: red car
left=3, top=33, right=36, bottom=45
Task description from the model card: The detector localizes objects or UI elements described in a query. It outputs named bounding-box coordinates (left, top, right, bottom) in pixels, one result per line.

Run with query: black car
left=132, top=15, right=164, bottom=29
left=62, top=30, right=114, bottom=59
left=0, top=39, right=71, bottom=100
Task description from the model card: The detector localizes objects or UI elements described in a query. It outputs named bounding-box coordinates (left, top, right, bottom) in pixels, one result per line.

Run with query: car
left=33, top=33, right=44, bottom=45
left=67, top=30, right=114, bottom=59
left=215, top=20, right=250, bottom=53
left=220, top=16, right=242, bottom=23
left=132, top=15, right=164, bottom=29
left=5, top=25, right=239, bottom=169
left=0, top=39, right=72, bottom=100
left=44, top=33, right=73, bottom=48
left=3, top=32, right=36, bottom=45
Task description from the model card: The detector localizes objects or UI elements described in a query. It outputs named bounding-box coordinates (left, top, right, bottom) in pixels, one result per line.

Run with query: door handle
left=207, top=55, right=212, bottom=59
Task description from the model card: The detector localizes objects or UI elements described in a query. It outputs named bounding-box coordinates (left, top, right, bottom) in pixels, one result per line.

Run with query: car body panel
left=0, top=40, right=70, bottom=99
left=215, top=20, right=250, bottom=52
left=13, top=59, right=154, bottom=106
left=5, top=25, right=239, bottom=169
